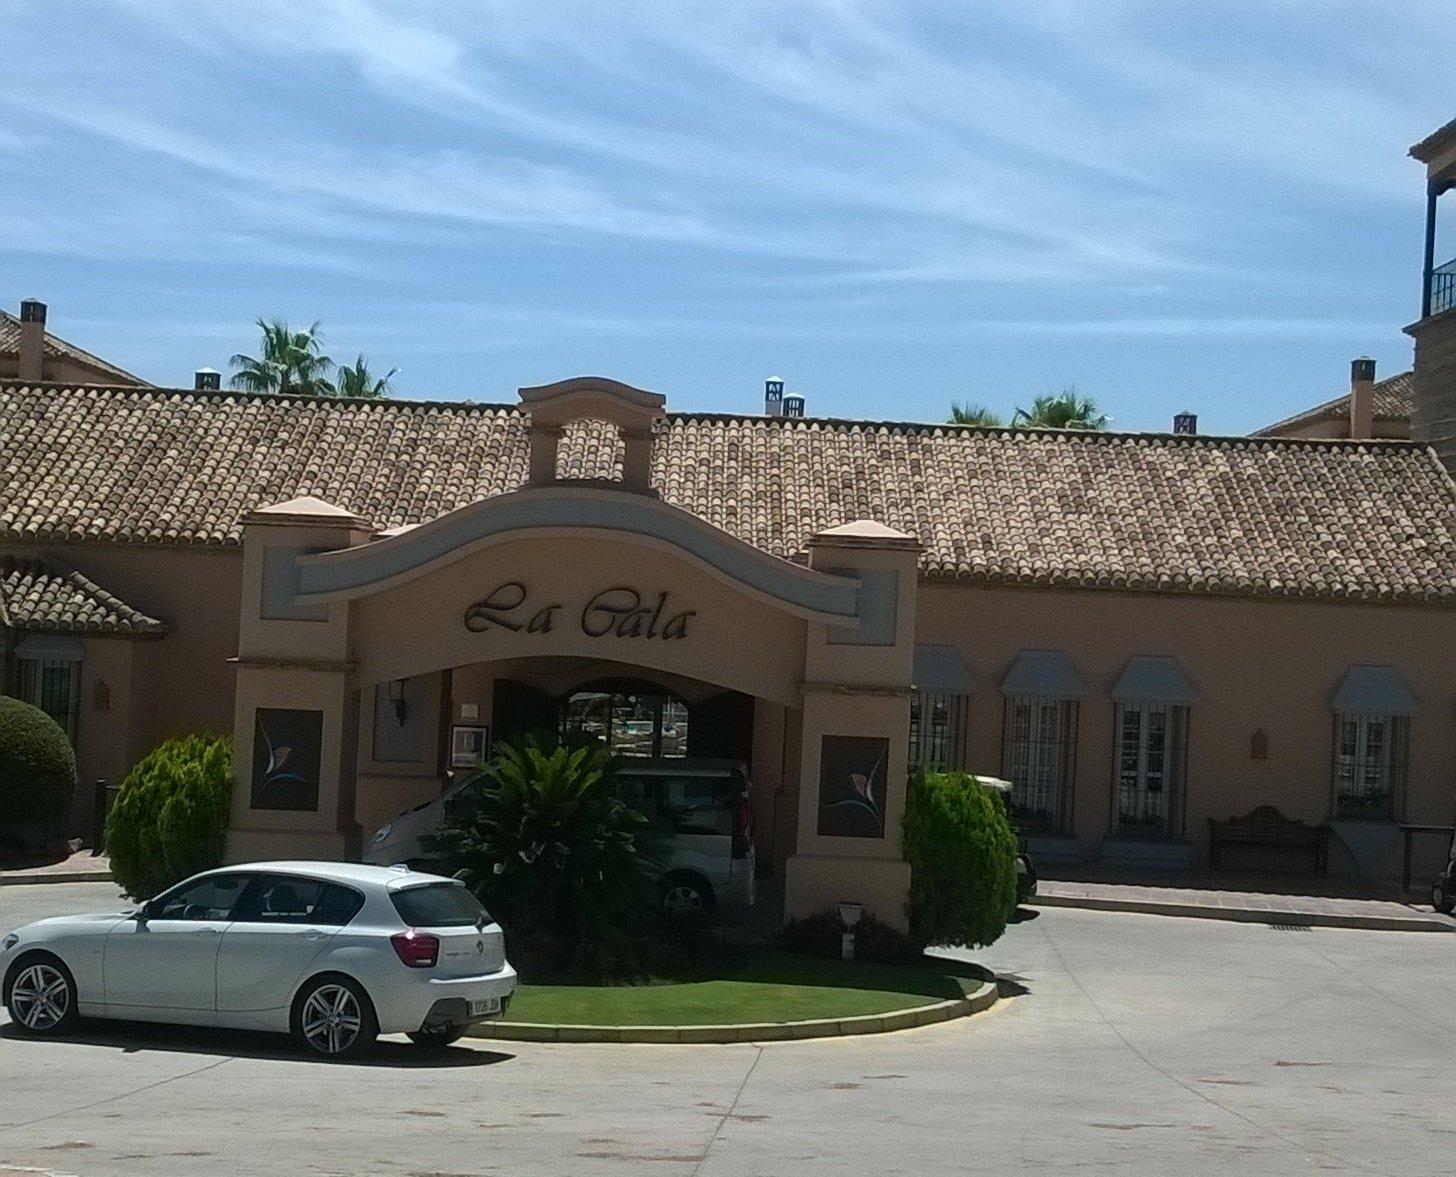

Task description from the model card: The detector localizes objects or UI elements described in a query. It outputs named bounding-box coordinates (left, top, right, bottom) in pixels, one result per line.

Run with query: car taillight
left=391, top=930, right=439, bottom=968
left=732, top=796, right=752, bottom=859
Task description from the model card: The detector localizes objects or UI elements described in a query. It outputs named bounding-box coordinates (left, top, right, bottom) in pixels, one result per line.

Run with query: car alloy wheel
left=293, top=976, right=377, bottom=1060
left=8, top=958, right=77, bottom=1034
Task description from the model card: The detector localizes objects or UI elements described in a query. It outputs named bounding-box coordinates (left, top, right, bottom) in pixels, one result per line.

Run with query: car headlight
left=2, top=933, right=18, bottom=952
left=370, top=823, right=394, bottom=844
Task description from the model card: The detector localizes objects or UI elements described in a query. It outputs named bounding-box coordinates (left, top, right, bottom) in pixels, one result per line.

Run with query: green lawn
left=502, top=950, right=989, bottom=1026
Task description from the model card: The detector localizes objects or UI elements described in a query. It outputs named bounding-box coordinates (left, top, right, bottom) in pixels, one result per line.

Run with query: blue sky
left=2, top=0, right=1452, bottom=432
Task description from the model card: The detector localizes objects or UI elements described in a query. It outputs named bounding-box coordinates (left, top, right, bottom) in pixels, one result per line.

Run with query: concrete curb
left=467, top=978, right=998, bottom=1044
left=1032, top=892, right=1455, bottom=933
left=0, top=870, right=115, bottom=886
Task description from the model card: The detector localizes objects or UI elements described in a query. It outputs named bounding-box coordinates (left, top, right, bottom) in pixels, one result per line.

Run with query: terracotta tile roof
left=0, top=555, right=168, bottom=635
left=0, top=310, right=150, bottom=386
left=1252, top=370, right=1413, bottom=437
left=4, top=382, right=1456, bottom=605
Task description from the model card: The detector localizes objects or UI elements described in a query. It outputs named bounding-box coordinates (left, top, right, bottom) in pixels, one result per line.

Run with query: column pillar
left=783, top=521, right=921, bottom=932
left=227, top=497, right=373, bottom=863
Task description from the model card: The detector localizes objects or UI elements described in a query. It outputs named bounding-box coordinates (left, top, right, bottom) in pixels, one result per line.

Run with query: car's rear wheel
left=661, top=871, right=715, bottom=915
left=407, top=1026, right=467, bottom=1049
left=5, top=953, right=79, bottom=1036
left=291, top=974, right=378, bottom=1060
left=1433, top=877, right=1455, bottom=915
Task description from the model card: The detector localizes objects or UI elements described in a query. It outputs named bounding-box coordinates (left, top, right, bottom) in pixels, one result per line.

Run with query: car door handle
left=303, top=929, right=326, bottom=940
left=195, top=926, right=220, bottom=936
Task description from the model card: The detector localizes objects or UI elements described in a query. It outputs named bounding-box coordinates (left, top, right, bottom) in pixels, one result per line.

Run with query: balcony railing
left=1432, top=258, right=1456, bottom=316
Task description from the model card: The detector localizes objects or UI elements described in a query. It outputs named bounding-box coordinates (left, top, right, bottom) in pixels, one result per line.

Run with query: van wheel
left=1433, top=878, right=1455, bottom=915
left=661, top=872, right=715, bottom=915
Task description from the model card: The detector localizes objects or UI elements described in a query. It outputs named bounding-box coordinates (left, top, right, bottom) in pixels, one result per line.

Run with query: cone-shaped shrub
left=106, top=734, right=233, bottom=899
left=904, top=768, right=1018, bottom=950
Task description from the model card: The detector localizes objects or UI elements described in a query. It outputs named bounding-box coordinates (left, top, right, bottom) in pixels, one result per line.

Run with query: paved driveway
left=1, top=882, right=1451, bottom=1176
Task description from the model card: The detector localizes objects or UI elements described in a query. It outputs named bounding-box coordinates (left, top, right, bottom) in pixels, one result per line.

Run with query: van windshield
left=617, top=771, right=741, bottom=836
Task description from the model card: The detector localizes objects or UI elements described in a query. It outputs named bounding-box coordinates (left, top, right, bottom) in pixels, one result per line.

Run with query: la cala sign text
left=463, top=582, right=696, bottom=641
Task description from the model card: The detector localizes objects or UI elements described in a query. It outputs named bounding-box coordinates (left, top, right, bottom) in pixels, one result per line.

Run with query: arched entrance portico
left=227, top=378, right=923, bottom=929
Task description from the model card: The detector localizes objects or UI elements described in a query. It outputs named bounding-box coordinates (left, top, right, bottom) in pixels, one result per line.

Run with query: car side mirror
left=135, top=899, right=157, bottom=921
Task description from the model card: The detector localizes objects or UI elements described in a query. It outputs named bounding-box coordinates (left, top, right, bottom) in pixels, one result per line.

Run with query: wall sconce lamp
left=388, top=679, right=408, bottom=726
left=1250, top=728, right=1268, bottom=761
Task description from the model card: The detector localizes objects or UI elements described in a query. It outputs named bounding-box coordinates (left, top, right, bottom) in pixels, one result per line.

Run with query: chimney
left=194, top=367, right=221, bottom=391
left=1349, top=356, right=1376, bottom=439
left=1172, top=411, right=1197, bottom=435
left=17, top=299, right=45, bottom=382
left=783, top=394, right=805, bottom=418
left=764, top=376, right=784, bottom=416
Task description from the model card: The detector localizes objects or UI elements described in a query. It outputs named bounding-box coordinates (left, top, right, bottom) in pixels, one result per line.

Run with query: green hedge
left=903, top=768, right=1018, bottom=950
left=106, top=734, right=233, bottom=899
left=0, top=694, right=76, bottom=829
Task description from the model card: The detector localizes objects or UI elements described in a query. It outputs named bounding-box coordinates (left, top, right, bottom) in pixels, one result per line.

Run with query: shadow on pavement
left=0, top=1020, right=514, bottom=1068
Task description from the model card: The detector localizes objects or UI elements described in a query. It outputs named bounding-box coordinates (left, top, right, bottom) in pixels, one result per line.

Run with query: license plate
left=469, top=997, right=501, bottom=1016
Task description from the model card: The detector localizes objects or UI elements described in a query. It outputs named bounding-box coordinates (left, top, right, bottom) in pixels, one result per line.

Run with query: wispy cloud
left=0, top=0, right=1447, bottom=429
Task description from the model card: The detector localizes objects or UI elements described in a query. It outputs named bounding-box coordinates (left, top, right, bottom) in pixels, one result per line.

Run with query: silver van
left=363, top=758, right=756, bottom=914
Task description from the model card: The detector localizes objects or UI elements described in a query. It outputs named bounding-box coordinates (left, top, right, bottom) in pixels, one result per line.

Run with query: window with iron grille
left=1002, top=697, right=1076, bottom=831
left=17, top=657, right=81, bottom=742
left=1333, top=714, right=1408, bottom=820
left=1115, top=703, right=1188, bottom=837
left=908, top=691, right=972, bottom=771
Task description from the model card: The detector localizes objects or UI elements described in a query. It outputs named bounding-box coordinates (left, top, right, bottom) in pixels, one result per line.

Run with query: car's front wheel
left=291, top=974, right=378, bottom=1060
left=1433, top=877, right=1455, bottom=915
left=5, top=953, right=79, bottom=1036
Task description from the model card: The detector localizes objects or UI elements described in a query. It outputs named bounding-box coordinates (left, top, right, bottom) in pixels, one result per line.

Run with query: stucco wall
left=916, top=582, right=1456, bottom=871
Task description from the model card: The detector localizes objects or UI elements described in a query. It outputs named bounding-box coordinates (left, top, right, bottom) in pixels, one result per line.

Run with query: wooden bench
left=1208, top=806, right=1329, bottom=876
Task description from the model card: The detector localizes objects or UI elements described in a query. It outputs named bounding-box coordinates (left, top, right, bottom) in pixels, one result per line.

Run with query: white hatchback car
left=1, top=862, right=517, bottom=1059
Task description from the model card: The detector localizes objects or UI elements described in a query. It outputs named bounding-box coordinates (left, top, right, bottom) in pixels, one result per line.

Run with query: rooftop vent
left=194, top=368, right=221, bottom=391
left=783, top=394, right=805, bottom=418
left=1172, top=411, right=1197, bottom=435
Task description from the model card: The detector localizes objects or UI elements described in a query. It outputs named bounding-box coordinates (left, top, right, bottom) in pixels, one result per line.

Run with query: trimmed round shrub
left=106, top=734, right=233, bottom=899
left=903, top=768, right=1018, bottom=950
left=0, top=694, right=77, bottom=829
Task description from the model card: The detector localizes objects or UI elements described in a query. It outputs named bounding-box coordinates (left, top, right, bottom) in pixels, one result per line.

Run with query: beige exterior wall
left=917, top=582, right=1456, bottom=875
left=14, top=515, right=1456, bottom=885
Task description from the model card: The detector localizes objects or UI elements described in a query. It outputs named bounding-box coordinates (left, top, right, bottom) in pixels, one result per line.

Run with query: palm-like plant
left=229, top=319, right=335, bottom=396
left=334, top=355, right=397, bottom=399
left=1011, top=388, right=1108, bottom=430
left=425, top=738, right=661, bottom=981
left=947, top=402, right=1002, bottom=426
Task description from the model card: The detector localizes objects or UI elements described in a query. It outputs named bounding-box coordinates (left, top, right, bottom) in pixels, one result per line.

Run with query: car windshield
left=390, top=882, right=490, bottom=927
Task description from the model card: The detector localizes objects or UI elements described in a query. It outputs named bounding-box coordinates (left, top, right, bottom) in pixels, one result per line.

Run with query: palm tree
left=334, top=355, right=397, bottom=399
left=229, top=319, right=335, bottom=396
left=1011, top=388, right=1108, bottom=430
left=947, top=402, right=1002, bottom=427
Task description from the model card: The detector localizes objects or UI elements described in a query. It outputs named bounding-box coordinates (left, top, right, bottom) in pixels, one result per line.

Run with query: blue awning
left=1111, top=656, right=1198, bottom=705
left=1331, top=665, right=1417, bottom=715
left=999, top=650, right=1087, bottom=699
left=913, top=645, right=975, bottom=693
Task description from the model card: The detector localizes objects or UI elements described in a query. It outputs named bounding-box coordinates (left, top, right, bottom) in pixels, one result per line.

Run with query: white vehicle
left=1, top=862, right=517, bottom=1059
left=366, top=758, right=756, bottom=914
